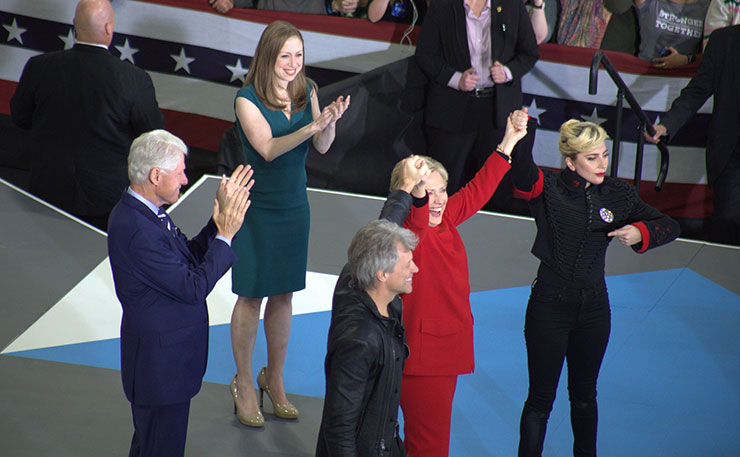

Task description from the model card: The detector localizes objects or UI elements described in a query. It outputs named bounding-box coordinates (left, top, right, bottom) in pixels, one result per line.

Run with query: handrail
left=589, top=51, right=669, bottom=191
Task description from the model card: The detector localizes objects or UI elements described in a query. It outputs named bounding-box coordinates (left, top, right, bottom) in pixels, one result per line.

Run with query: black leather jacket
left=316, top=190, right=415, bottom=457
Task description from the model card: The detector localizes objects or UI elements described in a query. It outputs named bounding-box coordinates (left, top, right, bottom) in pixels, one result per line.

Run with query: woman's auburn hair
left=243, top=20, right=316, bottom=113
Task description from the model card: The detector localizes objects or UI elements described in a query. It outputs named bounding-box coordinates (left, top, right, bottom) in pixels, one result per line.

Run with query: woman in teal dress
left=229, top=21, right=350, bottom=427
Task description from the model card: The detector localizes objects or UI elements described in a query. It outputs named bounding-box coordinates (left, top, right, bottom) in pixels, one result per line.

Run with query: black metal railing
left=589, top=51, right=669, bottom=191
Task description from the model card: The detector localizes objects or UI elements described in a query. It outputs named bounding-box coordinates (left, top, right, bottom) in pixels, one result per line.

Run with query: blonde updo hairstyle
left=558, top=119, right=609, bottom=162
left=389, top=155, right=449, bottom=192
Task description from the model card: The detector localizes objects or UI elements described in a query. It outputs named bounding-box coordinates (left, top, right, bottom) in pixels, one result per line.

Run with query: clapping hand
left=216, top=164, right=254, bottom=210
left=213, top=186, right=251, bottom=240
left=314, top=95, right=351, bottom=131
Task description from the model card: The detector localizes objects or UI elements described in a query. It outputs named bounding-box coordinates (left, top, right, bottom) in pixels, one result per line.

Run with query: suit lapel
left=453, top=0, right=472, bottom=69
left=490, top=0, right=504, bottom=63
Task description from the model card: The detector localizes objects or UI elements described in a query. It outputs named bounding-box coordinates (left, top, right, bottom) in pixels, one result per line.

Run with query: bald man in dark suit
left=10, top=0, right=164, bottom=230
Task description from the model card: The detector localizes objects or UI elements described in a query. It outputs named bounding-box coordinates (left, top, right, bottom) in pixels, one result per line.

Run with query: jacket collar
left=559, top=167, right=590, bottom=193
left=72, top=43, right=111, bottom=56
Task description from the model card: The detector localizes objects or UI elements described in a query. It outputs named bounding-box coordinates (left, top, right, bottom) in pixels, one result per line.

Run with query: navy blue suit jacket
left=107, top=192, right=237, bottom=406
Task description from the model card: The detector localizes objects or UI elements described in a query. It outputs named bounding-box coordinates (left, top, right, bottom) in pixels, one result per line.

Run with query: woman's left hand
left=651, top=47, right=687, bottom=69
left=608, top=224, right=642, bottom=246
left=317, top=95, right=351, bottom=130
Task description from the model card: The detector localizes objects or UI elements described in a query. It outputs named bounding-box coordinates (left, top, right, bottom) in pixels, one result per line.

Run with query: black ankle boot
left=571, top=400, right=598, bottom=457
left=518, top=406, right=550, bottom=457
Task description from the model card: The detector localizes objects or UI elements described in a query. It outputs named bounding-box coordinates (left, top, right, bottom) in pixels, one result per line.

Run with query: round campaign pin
left=599, top=208, right=614, bottom=223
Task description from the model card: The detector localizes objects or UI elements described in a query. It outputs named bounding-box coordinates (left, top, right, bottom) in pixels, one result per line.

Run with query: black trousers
left=424, top=95, right=500, bottom=195
left=518, top=272, right=611, bottom=457
left=710, top=141, right=740, bottom=245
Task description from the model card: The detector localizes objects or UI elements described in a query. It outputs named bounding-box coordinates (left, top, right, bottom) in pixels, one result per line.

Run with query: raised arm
left=380, top=156, right=430, bottom=225
left=510, top=114, right=542, bottom=198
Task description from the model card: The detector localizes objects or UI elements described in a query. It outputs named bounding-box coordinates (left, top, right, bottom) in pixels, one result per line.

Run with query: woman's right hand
left=313, top=95, right=351, bottom=132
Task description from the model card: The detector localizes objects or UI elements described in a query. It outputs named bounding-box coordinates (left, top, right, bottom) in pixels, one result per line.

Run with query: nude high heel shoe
left=230, top=374, right=264, bottom=427
left=257, top=367, right=299, bottom=419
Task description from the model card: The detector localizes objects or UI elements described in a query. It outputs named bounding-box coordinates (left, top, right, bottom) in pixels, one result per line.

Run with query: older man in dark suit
left=648, top=25, right=740, bottom=245
left=108, top=129, right=253, bottom=457
left=10, top=0, right=164, bottom=231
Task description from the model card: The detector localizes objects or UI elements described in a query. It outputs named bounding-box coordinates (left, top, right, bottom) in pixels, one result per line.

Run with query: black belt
left=470, top=86, right=494, bottom=98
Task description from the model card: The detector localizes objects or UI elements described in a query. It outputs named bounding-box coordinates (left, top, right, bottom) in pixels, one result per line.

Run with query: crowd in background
left=210, top=0, right=740, bottom=68
left=6, top=0, right=740, bottom=455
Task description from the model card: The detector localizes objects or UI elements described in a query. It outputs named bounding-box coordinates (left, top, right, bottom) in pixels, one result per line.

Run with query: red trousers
left=400, top=374, right=458, bottom=457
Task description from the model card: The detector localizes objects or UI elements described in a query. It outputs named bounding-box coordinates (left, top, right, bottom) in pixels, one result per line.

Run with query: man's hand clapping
left=214, top=164, right=254, bottom=240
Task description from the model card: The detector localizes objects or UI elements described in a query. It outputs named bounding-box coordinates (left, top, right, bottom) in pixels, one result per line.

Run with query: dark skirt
left=231, top=198, right=310, bottom=298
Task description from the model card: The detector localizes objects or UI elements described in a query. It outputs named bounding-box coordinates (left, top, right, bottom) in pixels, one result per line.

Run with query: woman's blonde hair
left=389, top=155, right=449, bottom=191
left=244, top=20, right=315, bottom=113
left=558, top=119, right=609, bottom=160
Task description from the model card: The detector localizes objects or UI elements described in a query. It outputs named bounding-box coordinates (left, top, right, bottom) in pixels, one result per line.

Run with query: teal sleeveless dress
left=231, top=83, right=313, bottom=298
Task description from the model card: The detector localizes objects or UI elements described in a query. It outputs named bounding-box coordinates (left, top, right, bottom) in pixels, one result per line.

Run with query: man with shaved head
left=11, top=0, right=164, bottom=231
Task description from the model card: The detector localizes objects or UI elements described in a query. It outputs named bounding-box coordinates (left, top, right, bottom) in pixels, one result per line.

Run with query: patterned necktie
left=157, top=207, right=178, bottom=237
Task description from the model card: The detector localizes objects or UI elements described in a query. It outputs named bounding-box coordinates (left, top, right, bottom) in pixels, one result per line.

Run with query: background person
left=228, top=20, right=350, bottom=427
left=702, top=0, right=740, bottom=47
left=634, top=0, right=711, bottom=68
left=511, top=117, right=679, bottom=457
left=414, top=0, right=538, bottom=196
left=107, top=130, right=253, bottom=457
left=393, top=110, right=528, bottom=457
left=647, top=24, right=740, bottom=245
left=10, top=0, right=164, bottom=231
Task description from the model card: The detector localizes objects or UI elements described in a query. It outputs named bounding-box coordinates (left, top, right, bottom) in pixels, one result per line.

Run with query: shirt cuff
left=448, top=72, right=463, bottom=90
left=412, top=193, right=429, bottom=207
left=216, top=235, right=232, bottom=247
left=632, top=222, right=650, bottom=253
left=503, top=65, right=513, bottom=83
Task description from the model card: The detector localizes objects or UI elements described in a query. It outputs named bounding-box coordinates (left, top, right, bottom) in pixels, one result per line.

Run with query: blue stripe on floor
left=7, top=268, right=739, bottom=456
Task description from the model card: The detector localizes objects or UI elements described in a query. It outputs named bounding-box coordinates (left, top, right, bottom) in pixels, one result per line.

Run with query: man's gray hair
left=128, top=129, right=188, bottom=185
left=347, top=219, right=418, bottom=291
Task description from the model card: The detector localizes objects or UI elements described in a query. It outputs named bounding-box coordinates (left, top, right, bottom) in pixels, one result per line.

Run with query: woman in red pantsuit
left=392, top=109, right=529, bottom=456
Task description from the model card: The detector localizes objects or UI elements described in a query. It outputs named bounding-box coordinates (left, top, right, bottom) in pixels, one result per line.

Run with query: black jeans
left=518, top=273, right=611, bottom=457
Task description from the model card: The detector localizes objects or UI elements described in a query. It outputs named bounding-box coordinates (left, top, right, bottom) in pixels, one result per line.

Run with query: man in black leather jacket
left=316, top=157, right=429, bottom=457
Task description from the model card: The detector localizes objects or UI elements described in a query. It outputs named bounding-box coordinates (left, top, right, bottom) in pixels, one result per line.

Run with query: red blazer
left=401, top=153, right=510, bottom=376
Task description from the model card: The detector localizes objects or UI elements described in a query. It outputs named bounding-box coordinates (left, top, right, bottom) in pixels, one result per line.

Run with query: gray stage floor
left=1, top=176, right=738, bottom=456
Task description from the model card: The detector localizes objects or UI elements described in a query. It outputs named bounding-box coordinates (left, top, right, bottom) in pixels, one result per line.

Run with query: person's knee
left=235, top=296, right=263, bottom=312
left=523, top=394, right=555, bottom=415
